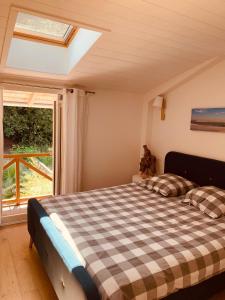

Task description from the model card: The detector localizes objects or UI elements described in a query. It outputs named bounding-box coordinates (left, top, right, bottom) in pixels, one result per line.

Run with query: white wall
left=146, top=59, right=225, bottom=173
left=82, top=89, right=144, bottom=190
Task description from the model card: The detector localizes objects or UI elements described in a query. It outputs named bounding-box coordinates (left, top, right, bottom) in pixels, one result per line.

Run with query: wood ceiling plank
left=74, top=59, right=200, bottom=82
left=106, top=29, right=225, bottom=57
left=0, top=4, right=10, bottom=17
left=110, top=0, right=225, bottom=41
left=30, top=0, right=224, bottom=50
left=30, top=0, right=225, bottom=42
left=78, top=54, right=198, bottom=72
left=1, top=0, right=225, bottom=92
left=144, top=0, right=225, bottom=31
left=96, top=40, right=210, bottom=60
left=71, top=67, right=193, bottom=93
left=93, top=48, right=209, bottom=68
left=0, top=16, right=7, bottom=25
left=28, top=0, right=225, bottom=59
left=187, top=0, right=225, bottom=17
left=89, top=48, right=188, bottom=66
left=110, top=22, right=225, bottom=52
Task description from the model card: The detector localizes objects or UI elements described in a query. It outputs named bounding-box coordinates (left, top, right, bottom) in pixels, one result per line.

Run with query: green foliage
left=3, top=106, right=53, bottom=147
left=10, top=145, right=53, bottom=168
left=10, top=145, right=48, bottom=153
left=38, top=155, right=52, bottom=168
left=3, top=164, right=16, bottom=199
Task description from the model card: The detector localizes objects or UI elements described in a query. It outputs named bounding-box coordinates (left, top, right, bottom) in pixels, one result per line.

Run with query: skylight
left=14, top=12, right=76, bottom=47
left=7, top=28, right=102, bottom=75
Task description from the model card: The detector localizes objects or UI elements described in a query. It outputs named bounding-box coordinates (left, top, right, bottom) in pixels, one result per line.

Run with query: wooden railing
left=3, top=153, right=52, bottom=206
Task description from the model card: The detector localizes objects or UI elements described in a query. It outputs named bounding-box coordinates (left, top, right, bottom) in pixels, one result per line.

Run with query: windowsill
left=1, top=204, right=27, bottom=225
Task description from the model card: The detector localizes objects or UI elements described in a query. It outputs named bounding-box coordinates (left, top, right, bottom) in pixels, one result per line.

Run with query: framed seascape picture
left=191, top=108, right=225, bottom=133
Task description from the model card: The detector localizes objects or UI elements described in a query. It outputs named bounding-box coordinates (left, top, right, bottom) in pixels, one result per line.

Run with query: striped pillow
left=185, top=186, right=225, bottom=219
left=145, top=173, right=196, bottom=197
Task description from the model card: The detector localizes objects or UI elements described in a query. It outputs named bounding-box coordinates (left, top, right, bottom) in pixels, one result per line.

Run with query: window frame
left=13, top=16, right=78, bottom=48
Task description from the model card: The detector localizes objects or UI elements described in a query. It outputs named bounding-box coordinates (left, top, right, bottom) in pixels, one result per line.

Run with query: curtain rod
left=66, top=88, right=95, bottom=95
left=0, top=81, right=96, bottom=94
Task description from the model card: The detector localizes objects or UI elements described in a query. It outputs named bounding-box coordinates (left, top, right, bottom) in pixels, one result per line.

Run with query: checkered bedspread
left=41, top=183, right=225, bottom=300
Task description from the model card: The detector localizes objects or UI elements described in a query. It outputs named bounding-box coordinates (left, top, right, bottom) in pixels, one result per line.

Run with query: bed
left=27, top=151, right=225, bottom=300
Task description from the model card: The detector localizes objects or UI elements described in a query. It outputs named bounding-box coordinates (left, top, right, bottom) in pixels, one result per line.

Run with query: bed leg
left=29, top=237, right=33, bottom=249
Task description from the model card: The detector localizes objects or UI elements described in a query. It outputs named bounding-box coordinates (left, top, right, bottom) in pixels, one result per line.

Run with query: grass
left=20, top=170, right=52, bottom=197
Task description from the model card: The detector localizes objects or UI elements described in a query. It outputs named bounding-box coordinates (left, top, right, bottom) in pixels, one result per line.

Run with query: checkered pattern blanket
left=41, top=183, right=225, bottom=300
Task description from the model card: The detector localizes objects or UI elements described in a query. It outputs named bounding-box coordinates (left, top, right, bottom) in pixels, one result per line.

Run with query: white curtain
left=54, top=88, right=87, bottom=195
left=0, top=89, right=3, bottom=224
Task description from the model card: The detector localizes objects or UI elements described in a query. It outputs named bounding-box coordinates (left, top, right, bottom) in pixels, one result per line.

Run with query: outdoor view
left=3, top=105, right=53, bottom=205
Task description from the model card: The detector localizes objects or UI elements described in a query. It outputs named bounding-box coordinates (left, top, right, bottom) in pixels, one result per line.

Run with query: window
left=13, top=12, right=77, bottom=47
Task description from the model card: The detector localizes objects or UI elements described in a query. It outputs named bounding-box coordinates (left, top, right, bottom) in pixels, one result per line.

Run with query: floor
left=0, top=223, right=57, bottom=300
left=0, top=223, right=225, bottom=300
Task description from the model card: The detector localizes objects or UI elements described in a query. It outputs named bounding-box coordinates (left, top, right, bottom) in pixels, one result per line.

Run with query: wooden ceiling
left=3, top=90, right=56, bottom=108
left=1, top=0, right=225, bottom=92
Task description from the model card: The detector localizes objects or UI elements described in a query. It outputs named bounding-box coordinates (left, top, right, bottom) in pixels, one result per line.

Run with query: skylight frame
left=13, top=12, right=78, bottom=48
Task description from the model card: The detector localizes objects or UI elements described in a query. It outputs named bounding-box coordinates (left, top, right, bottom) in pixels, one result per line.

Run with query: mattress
left=40, top=183, right=225, bottom=300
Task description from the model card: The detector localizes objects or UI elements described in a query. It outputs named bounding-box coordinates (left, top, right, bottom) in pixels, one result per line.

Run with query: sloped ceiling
left=1, top=0, right=225, bottom=92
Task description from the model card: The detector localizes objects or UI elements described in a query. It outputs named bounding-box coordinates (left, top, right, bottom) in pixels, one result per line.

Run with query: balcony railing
left=3, top=153, right=53, bottom=206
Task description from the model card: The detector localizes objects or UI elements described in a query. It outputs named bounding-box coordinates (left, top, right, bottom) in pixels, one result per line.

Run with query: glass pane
left=15, top=12, right=72, bottom=40
left=3, top=105, right=53, bottom=208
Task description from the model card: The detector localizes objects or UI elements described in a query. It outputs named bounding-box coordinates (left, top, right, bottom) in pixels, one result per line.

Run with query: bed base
left=27, top=198, right=100, bottom=300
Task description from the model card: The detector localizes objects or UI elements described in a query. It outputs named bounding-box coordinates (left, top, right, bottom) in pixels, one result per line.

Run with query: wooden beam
left=3, top=158, right=16, bottom=170
left=20, top=158, right=52, bottom=181
left=15, top=158, right=20, bottom=205
left=4, top=153, right=52, bottom=158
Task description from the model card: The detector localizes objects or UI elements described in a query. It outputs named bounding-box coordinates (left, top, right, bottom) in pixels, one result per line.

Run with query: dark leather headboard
left=164, top=151, right=225, bottom=190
